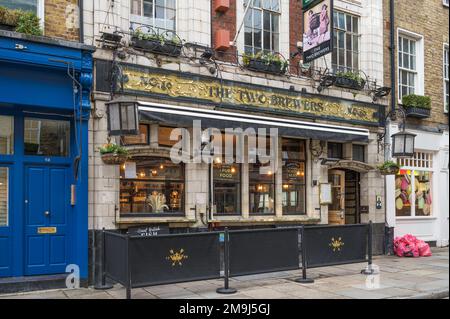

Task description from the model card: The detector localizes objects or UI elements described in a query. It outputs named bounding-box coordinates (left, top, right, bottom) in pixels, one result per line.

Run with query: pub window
left=0, top=167, right=8, bottom=227
left=120, top=158, right=184, bottom=215
left=282, top=139, right=306, bottom=215
left=130, top=0, right=176, bottom=32
left=249, top=161, right=275, bottom=215
left=0, top=115, right=13, bottom=155
left=244, top=0, right=280, bottom=55
left=328, top=142, right=343, bottom=159
left=352, top=144, right=365, bottom=163
left=122, top=124, right=149, bottom=146
left=332, top=11, right=360, bottom=72
left=24, top=118, right=70, bottom=157
left=214, top=133, right=241, bottom=215
left=158, top=126, right=180, bottom=147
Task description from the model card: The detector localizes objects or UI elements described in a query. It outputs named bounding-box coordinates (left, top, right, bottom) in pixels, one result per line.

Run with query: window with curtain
left=0, top=167, right=8, bottom=227
left=244, top=0, right=280, bottom=55
left=332, top=11, right=360, bottom=72
left=130, top=0, right=176, bottom=32
left=327, top=142, right=343, bottom=159
left=282, top=139, right=306, bottom=215
left=398, top=35, right=418, bottom=100
left=0, top=116, right=13, bottom=155
left=444, top=45, right=449, bottom=113
left=120, top=158, right=184, bottom=215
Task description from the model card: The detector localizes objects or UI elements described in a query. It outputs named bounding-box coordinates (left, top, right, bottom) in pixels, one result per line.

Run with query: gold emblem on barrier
left=166, top=249, right=188, bottom=266
left=329, top=237, right=345, bottom=252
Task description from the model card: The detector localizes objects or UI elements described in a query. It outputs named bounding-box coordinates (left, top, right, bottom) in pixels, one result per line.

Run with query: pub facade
left=84, top=0, right=389, bottom=284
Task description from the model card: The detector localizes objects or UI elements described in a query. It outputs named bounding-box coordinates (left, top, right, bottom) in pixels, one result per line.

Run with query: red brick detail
left=214, top=0, right=230, bottom=13
left=289, top=0, right=303, bottom=75
left=212, top=0, right=237, bottom=63
left=215, top=29, right=231, bottom=51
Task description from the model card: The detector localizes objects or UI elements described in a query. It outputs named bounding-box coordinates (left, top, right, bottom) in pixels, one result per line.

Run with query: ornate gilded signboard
left=102, top=62, right=382, bottom=126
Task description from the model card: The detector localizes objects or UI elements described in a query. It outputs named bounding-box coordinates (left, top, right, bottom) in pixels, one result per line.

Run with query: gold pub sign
left=121, top=67, right=381, bottom=126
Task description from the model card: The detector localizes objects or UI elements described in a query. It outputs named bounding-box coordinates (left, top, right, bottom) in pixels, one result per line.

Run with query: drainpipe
left=79, top=0, right=84, bottom=44
left=389, top=0, right=396, bottom=115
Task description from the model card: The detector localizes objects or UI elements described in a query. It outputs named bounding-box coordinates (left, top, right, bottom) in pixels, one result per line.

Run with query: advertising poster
left=303, top=0, right=333, bottom=63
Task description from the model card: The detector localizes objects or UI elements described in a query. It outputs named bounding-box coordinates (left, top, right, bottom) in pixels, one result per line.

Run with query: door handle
left=44, top=211, right=50, bottom=217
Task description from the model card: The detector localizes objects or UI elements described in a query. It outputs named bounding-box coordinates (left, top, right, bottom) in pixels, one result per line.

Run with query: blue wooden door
left=24, top=166, right=71, bottom=276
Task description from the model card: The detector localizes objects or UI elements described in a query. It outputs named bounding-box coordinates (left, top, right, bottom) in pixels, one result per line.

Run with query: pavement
left=0, top=248, right=448, bottom=299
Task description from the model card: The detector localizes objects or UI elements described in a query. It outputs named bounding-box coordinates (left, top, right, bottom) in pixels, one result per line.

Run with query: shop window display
left=395, top=169, right=432, bottom=217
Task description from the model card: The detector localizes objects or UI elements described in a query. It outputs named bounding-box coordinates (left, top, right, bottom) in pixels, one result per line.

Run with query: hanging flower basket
left=99, top=143, right=129, bottom=165
left=378, top=161, right=400, bottom=175
left=101, top=153, right=128, bottom=165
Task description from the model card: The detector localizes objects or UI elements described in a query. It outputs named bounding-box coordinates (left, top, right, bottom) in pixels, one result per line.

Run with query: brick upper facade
left=383, top=0, right=449, bottom=129
left=44, top=0, right=79, bottom=41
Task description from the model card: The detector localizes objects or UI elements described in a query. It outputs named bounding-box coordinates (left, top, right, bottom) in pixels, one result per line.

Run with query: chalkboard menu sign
left=128, top=225, right=169, bottom=237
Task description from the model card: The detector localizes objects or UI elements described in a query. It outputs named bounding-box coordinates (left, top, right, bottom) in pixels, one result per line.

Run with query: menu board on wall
left=303, top=0, right=334, bottom=63
left=320, top=183, right=332, bottom=205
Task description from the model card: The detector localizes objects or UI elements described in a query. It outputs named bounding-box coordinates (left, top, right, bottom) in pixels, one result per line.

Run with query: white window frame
left=444, top=0, right=449, bottom=8
left=397, top=28, right=424, bottom=103
left=444, top=43, right=449, bottom=113
left=130, top=0, right=177, bottom=33
left=243, top=0, right=281, bottom=55
left=396, top=152, right=435, bottom=219
left=332, top=10, right=361, bottom=73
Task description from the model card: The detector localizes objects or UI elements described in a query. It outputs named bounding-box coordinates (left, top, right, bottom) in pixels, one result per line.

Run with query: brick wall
left=212, top=0, right=237, bottom=63
left=289, top=0, right=303, bottom=74
left=383, top=0, right=449, bottom=128
left=44, top=0, right=79, bottom=41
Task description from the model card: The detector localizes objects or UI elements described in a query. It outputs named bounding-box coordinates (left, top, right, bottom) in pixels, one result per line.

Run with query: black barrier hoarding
left=304, top=224, right=368, bottom=268
left=228, top=228, right=300, bottom=276
left=129, top=232, right=221, bottom=287
left=104, top=232, right=128, bottom=286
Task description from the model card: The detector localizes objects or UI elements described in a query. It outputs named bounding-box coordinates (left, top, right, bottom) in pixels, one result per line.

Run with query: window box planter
left=334, top=75, right=366, bottom=90
left=0, top=22, right=15, bottom=31
left=131, top=36, right=182, bottom=57
left=402, top=95, right=432, bottom=119
left=403, top=107, right=431, bottom=119
left=244, top=57, right=287, bottom=75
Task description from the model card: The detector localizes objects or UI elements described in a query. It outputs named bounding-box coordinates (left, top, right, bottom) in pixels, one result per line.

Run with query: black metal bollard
left=94, top=228, right=113, bottom=290
left=125, top=234, right=132, bottom=299
left=295, top=226, right=315, bottom=284
left=361, top=221, right=375, bottom=275
left=216, top=228, right=237, bottom=294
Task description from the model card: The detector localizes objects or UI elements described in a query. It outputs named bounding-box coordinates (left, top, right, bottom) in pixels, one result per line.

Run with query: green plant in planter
left=99, top=143, right=129, bottom=156
left=132, top=29, right=181, bottom=45
left=242, top=52, right=288, bottom=72
left=0, top=6, right=41, bottom=35
left=15, top=10, right=42, bottom=35
left=401, top=94, right=431, bottom=110
left=335, top=71, right=365, bottom=86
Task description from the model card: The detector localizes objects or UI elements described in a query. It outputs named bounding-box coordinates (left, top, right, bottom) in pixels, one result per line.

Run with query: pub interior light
left=391, top=130, right=416, bottom=158
left=106, top=99, right=140, bottom=136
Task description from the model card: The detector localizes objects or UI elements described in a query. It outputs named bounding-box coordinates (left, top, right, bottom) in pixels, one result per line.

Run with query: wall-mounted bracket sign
left=95, top=61, right=384, bottom=126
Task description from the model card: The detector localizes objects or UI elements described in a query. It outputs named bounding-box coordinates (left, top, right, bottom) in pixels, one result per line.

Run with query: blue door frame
left=0, top=32, right=94, bottom=280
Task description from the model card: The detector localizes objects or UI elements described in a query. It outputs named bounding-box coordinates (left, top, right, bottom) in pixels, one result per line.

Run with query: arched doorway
left=327, top=161, right=374, bottom=225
